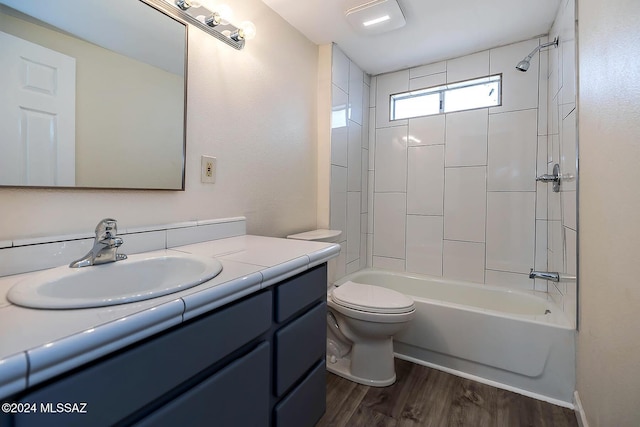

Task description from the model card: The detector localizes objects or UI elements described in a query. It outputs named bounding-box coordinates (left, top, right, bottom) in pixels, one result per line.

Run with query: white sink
left=7, top=253, right=223, bottom=309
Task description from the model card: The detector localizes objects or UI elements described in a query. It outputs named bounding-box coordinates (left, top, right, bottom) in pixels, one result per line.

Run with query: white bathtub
left=335, top=269, right=576, bottom=406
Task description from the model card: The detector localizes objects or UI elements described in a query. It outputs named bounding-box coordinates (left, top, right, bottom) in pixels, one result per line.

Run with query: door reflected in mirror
left=0, top=0, right=186, bottom=190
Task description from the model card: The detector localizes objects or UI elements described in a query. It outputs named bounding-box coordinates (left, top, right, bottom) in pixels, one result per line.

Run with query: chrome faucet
left=69, top=218, right=127, bottom=268
left=529, top=269, right=560, bottom=282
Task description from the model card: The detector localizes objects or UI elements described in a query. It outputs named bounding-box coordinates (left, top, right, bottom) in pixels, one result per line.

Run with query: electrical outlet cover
left=201, top=155, right=216, bottom=183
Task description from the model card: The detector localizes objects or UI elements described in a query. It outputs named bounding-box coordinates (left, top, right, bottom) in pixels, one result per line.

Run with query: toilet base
left=326, top=355, right=396, bottom=387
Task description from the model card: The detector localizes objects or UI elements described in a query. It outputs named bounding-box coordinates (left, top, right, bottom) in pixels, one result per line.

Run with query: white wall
left=0, top=0, right=319, bottom=240
left=577, top=0, right=640, bottom=424
left=367, top=39, right=552, bottom=294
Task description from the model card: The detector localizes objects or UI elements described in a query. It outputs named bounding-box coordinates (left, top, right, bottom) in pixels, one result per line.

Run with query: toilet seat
left=331, top=281, right=415, bottom=314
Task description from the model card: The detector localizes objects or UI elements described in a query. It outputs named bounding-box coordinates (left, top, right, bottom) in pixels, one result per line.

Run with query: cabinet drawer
left=274, top=302, right=326, bottom=396
left=275, top=264, right=326, bottom=323
left=135, top=342, right=271, bottom=427
left=274, top=360, right=326, bottom=427
left=16, top=291, right=272, bottom=427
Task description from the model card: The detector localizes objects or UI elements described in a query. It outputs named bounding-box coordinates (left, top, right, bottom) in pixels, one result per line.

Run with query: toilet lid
left=331, top=281, right=415, bottom=314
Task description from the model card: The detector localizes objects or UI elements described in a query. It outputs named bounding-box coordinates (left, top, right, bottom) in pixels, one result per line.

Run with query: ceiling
left=261, top=0, right=562, bottom=76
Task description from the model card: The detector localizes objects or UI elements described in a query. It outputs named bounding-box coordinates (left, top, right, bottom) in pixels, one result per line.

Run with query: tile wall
left=329, top=46, right=371, bottom=278
left=547, top=0, right=578, bottom=327
left=328, top=0, right=577, bottom=326
left=367, top=38, right=550, bottom=291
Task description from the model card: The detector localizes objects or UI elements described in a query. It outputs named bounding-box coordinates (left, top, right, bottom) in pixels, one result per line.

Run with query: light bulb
left=175, top=0, right=191, bottom=10
left=240, top=21, right=256, bottom=40
left=205, top=11, right=221, bottom=26
left=217, top=4, right=233, bottom=25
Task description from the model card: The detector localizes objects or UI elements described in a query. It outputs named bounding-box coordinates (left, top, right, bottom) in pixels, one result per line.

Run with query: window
left=390, top=74, right=501, bottom=120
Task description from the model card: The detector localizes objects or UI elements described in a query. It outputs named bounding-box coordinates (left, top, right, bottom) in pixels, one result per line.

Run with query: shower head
left=515, top=37, right=559, bottom=72
left=516, top=57, right=531, bottom=72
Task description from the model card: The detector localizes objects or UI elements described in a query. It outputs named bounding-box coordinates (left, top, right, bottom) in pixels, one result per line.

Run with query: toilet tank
left=286, top=229, right=342, bottom=243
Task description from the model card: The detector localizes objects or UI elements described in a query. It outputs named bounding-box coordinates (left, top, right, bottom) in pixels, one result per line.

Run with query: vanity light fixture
left=154, top=0, right=255, bottom=49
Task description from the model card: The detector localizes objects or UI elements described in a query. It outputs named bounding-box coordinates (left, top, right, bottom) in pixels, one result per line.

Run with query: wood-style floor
left=316, top=358, right=578, bottom=427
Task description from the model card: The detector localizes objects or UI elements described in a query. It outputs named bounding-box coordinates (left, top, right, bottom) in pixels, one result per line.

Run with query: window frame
left=389, top=73, right=502, bottom=121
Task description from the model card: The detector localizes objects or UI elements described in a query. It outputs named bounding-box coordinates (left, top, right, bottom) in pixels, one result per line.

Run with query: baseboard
left=574, top=391, right=590, bottom=427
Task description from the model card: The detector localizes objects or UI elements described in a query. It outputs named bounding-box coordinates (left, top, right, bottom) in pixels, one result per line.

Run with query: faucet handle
left=95, top=218, right=118, bottom=239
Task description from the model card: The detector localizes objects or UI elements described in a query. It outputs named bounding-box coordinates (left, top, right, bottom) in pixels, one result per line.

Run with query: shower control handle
left=536, top=163, right=561, bottom=192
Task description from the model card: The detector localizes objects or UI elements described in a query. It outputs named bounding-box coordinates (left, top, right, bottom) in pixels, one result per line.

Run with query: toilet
left=287, top=229, right=416, bottom=387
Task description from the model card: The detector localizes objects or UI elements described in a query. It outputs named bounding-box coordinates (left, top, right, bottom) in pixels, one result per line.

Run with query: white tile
left=548, top=221, right=564, bottom=273
left=330, top=166, right=348, bottom=237
left=548, top=44, right=560, bottom=102
left=447, top=51, right=489, bottom=83
left=0, top=239, right=93, bottom=276
left=376, top=69, right=410, bottom=128
left=166, top=222, right=245, bottom=248
left=372, top=256, right=405, bottom=272
left=362, top=85, right=370, bottom=149
left=367, top=171, right=375, bottom=233
left=361, top=149, right=369, bottom=212
left=0, top=352, right=27, bottom=398
left=369, top=76, right=377, bottom=108
left=367, top=232, right=373, bottom=266
left=535, top=220, right=548, bottom=271
left=548, top=180, right=562, bottom=221
left=487, top=109, right=538, bottom=192
left=406, top=215, right=443, bottom=276
left=373, top=193, right=406, bottom=259
left=537, top=136, right=548, bottom=177
left=346, top=259, right=361, bottom=275
left=536, top=181, right=548, bottom=220
left=443, top=240, right=485, bottom=283
left=562, top=191, right=577, bottom=231
left=486, top=192, right=536, bottom=274
left=538, top=49, right=549, bottom=135
left=347, top=120, right=362, bottom=192
left=349, top=61, right=364, bottom=125
left=374, top=126, right=407, bottom=192
left=407, top=145, right=444, bottom=215
left=408, top=115, right=445, bottom=146
left=485, top=270, right=533, bottom=291
left=549, top=96, right=560, bottom=136
left=565, top=227, right=577, bottom=276
left=444, top=167, right=486, bottom=243
left=490, top=39, right=539, bottom=114
left=368, top=108, right=376, bottom=169
left=121, top=230, right=166, bottom=254
left=360, top=214, right=368, bottom=268
left=332, top=45, right=350, bottom=93
left=346, top=192, right=361, bottom=264
left=445, top=109, right=488, bottom=167
left=560, top=109, right=577, bottom=191
left=409, top=72, right=446, bottom=91
left=410, top=61, right=446, bottom=79
left=333, top=242, right=347, bottom=280
left=331, top=85, right=348, bottom=167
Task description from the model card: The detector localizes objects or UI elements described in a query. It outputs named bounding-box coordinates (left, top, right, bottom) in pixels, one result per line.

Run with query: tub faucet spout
left=529, top=269, right=559, bottom=282
left=69, top=218, right=127, bottom=268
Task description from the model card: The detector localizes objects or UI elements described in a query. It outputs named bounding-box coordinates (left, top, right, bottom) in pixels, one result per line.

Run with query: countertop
left=0, top=235, right=340, bottom=400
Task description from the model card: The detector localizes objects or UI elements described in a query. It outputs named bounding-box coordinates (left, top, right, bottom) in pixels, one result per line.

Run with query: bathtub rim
left=334, top=268, right=573, bottom=329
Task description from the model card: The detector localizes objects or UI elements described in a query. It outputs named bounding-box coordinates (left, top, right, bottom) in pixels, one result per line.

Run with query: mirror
left=0, top=0, right=186, bottom=190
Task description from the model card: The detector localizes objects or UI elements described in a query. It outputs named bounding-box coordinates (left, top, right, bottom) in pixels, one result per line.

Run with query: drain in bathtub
left=545, top=309, right=551, bottom=314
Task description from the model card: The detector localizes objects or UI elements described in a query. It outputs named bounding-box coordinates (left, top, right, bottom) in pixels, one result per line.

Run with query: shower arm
left=523, top=37, right=559, bottom=60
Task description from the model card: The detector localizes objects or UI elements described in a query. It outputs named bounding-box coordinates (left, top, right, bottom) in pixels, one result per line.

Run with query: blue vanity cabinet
left=272, top=264, right=327, bottom=427
left=2, top=263, right=329, bottom=427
